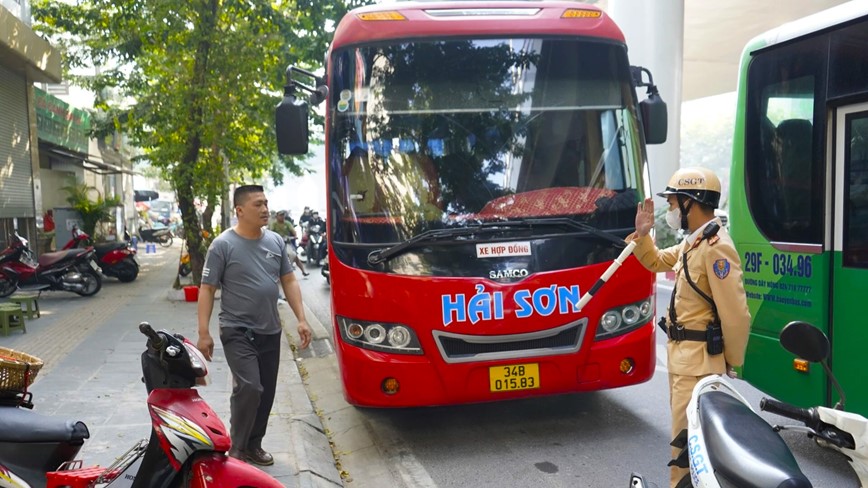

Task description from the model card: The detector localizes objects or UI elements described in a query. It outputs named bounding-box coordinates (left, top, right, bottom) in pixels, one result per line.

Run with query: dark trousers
left=220, top=326, right=281, bottom=451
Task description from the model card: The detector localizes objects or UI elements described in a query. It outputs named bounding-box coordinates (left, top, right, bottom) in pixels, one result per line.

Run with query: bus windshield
left=328, top=38, right=644, bottom=245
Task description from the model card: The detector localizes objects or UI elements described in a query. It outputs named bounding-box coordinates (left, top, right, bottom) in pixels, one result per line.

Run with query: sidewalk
left=0, top=243, right=341, bottom=487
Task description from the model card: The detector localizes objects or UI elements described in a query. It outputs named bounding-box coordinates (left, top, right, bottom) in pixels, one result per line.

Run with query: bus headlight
left=600, top=312, right=621, bottom=333
left=621, top=305, right=640, bottom=325
left=639, top=300, right=653, bottom=317
left=595, top=298, right=654, bottom=340
left=387, top=326, right=412, bottom=349
left=347, top=322, right=364, bottom=340
left=364, top=324, right=387, bottom=344
left=337, top=316, right=423, bottom=355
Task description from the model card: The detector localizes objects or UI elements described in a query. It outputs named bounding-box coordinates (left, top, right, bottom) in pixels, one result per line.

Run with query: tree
left=33, top=0, right=373, bottom=283
left=61, top=181, right=121, bottom=240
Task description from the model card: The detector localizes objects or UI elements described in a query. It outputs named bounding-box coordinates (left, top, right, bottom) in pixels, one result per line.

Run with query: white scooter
left=630, top=321, right=868, bottom=488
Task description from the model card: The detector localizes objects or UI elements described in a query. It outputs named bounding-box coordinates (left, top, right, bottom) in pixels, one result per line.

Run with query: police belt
left=658, top=318, right=707, bottom=342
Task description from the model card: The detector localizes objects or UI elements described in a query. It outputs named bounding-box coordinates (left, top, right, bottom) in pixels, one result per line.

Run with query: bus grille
left=432, top=318, right=587, bottom=363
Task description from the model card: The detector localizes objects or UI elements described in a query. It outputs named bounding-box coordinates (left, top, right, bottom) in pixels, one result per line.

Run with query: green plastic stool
left=0, top=303, right=26, bottom=336
left=9, top=294, right=39, bottom=319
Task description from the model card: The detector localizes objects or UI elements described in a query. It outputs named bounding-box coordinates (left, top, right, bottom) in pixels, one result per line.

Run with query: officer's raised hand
left=635, top=197, right=655, bottom=237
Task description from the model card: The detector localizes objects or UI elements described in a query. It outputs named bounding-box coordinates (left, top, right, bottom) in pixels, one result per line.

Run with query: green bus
left=731, top=3, right=868, bottom=415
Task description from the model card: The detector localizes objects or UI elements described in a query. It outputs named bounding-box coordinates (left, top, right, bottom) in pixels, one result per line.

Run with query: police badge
left=713, top=258, right=731, bottom=279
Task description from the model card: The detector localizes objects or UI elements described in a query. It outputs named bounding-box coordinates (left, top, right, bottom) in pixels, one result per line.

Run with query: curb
left=279, top=301, right=344, bottom=487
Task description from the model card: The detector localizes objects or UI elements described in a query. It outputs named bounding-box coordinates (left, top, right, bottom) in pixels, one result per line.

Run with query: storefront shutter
left=0, top=65, right=35, bottom=218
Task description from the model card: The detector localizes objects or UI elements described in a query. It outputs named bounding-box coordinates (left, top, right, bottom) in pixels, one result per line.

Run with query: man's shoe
left=302, top=271, right=310, bottom=276
left=245, top=447, right=274, bottom=466
left=227, top=447, right=245, bottom=460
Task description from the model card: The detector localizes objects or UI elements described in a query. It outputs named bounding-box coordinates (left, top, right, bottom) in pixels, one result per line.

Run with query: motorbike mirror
left=780, top=321, right=829, bottom=363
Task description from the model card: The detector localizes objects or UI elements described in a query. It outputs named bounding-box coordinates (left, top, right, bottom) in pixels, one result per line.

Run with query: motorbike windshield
left=327, top=38, right=646, bottom=275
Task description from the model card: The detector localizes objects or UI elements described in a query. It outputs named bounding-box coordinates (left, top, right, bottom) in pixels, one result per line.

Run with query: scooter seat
left=0, top=406, right=89, bottom=442
left=699, top=391, right=811, bottom=488
left=94, top=242, right=128, bottom=254
left=38, top=249, right=84, bottom=268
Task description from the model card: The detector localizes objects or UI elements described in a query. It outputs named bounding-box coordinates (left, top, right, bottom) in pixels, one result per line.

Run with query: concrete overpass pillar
left=607, top=1, right=683, bottom=198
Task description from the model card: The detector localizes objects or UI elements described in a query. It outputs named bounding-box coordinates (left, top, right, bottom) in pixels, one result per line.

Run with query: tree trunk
left=175, top=0, right=219, bottom=286
left=201, top=201, right=215, bottom=236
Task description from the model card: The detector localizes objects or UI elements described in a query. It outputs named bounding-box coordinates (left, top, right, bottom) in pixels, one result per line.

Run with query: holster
left=706, top=320, right=724, bottom=355
left=658, top=316, right=706, bottom=342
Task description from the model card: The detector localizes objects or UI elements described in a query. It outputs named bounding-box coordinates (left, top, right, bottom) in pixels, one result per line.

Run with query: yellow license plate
left=489, top=363, right=540, bottom=392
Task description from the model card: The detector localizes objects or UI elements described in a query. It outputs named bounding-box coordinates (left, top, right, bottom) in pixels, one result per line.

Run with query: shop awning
left=134, top=190, right=159, bottom=202
left=44, top=147, right=136, bottom=175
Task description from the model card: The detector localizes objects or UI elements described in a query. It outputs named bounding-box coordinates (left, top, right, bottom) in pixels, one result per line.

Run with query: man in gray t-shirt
left=202, top=229, right=286, bottom=333
left=197, top=185, right=312, bottom=466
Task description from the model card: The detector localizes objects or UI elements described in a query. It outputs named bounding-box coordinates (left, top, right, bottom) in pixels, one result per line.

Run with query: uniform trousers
left=220, top=326, right=281, bottom=452
left=669, top=372, right=710, bottom=488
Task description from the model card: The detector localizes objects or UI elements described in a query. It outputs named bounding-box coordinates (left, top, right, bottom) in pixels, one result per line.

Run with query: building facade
left=0, top=0, right=61, bottom=248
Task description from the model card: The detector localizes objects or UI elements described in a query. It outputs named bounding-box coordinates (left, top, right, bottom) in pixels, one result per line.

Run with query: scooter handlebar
left=761, top=397, right=857, bottom=450
left=139, top=322, right=165, bottom=349
left=760, top=397, right=815, bottom=425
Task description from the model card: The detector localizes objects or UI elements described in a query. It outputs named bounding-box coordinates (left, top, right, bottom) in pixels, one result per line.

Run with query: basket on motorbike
left=0, top=346, right=43, bottom=393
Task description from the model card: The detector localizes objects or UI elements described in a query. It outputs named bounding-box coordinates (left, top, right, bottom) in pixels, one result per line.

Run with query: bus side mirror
left=275, top=94, right=310, bottom=155
left=640, top=93, right=667, bottom=145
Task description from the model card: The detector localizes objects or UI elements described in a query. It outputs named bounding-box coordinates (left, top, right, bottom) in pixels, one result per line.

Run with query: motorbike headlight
left=183, top=341, right=209, bottom=378
left=337, top=316, right=423, bottom=355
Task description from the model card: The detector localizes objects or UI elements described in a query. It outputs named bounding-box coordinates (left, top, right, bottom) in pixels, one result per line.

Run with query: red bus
left=276, top=1, right=667, bottom=407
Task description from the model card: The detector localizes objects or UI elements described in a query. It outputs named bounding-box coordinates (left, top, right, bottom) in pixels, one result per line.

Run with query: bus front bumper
left=335, top=321, right=656, bottom=407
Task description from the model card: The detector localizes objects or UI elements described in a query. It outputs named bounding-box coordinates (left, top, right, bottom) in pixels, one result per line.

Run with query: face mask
left=665, top=207, right=682, bottom=230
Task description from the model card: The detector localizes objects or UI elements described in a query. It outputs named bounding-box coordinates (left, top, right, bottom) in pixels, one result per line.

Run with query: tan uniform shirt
left=628, top=218, right=751, bottom=376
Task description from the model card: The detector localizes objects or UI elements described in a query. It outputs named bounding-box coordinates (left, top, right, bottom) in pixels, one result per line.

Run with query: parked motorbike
left=178, top=251, right=191, bottom=277
left=304, top=222, right=326, bottom=267
left=321, top=256, right=330, bottom=285
left=0, top=232, right=101, bottom=298
left=62, top=226, right=139, bottom=283
left=138, top=226, right=173, bottom=247
left=630, top=321, right=867, bottom=488
left=0, top=322, right=284, bottom=487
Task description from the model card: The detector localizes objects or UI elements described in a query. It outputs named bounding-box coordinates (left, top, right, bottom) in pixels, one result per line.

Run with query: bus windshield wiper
left=367, top=217, right=626, bottom=265
left=367, top=226, right=494, bottom=265
left=511, top=217, right=627, bottom=248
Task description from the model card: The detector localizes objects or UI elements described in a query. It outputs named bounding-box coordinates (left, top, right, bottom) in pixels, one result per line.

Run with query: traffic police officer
left=628, top=167, right=751, bottom=488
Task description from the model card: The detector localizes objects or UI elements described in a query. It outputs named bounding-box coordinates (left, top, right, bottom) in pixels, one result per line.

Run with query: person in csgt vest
left=627, top=167, right=751, bottom=488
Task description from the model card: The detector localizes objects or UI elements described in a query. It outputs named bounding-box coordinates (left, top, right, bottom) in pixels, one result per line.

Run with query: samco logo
left=489, top=268, right=529, bottom=280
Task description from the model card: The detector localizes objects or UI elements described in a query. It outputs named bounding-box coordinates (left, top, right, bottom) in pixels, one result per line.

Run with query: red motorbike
left=0, top=322, right=284, bottom=487
left=0, top=232, right=101, bottom=298
left=63, top=226, right=139, bottom=282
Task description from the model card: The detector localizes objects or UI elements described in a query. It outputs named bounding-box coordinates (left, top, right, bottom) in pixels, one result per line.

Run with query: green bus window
left=844, top=114, right=868, bottom=268
left=830, top=24, right=868, bottom=99
left=745, top=38, right=826, bottom=244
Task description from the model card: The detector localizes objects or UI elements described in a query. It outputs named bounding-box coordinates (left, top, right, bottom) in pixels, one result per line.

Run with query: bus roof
left=748, top=1, right=868, bottom=52
left=331, top=1, right=625, bottom=49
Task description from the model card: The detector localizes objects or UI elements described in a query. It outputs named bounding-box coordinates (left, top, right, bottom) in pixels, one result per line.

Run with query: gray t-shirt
left=202, top=228, right=292, bottom=333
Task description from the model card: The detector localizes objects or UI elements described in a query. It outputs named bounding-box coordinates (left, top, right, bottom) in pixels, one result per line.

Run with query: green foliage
left=33, top=0, right=373, bottom=282
left=61, top=182, right=121, bottom=239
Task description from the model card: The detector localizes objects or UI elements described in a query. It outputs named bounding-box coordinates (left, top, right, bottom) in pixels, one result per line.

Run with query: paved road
left=0, top=243, right=340, bottom=487
left=293, top=267, right=859, bottom=487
